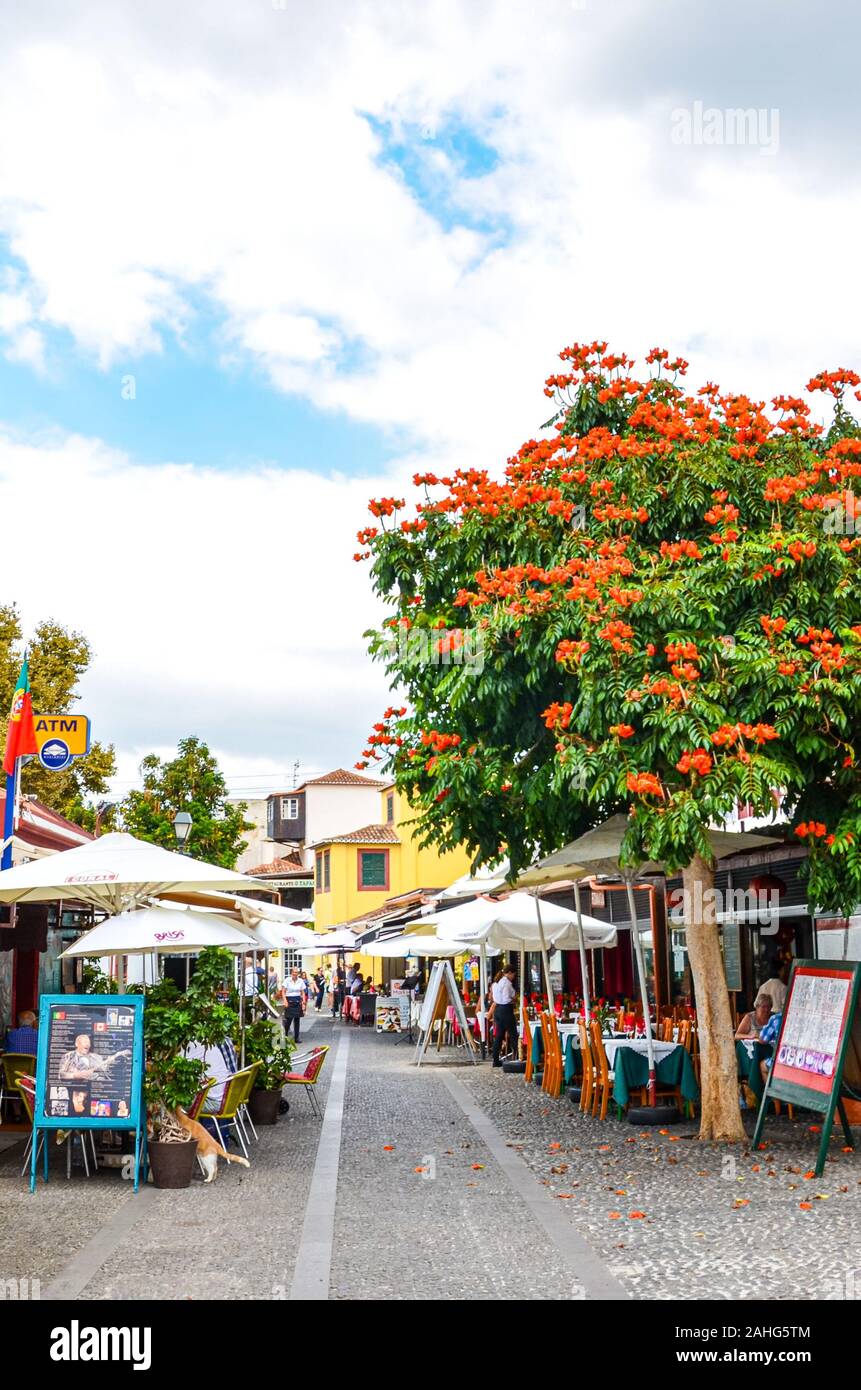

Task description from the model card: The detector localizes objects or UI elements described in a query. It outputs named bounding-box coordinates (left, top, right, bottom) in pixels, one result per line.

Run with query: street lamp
left=173, top=811, right=193, bottom=852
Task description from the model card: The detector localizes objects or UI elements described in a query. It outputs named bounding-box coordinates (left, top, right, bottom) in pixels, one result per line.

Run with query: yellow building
left=311, top=783, right=473, bottom=976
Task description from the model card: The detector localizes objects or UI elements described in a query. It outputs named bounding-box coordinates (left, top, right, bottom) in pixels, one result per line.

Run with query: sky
left=0, top=0, right=857, bottom=805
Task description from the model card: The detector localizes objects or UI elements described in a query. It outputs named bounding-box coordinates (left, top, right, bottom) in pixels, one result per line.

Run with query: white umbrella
left=439, top=860, right=511, bottom=900
left=0, top=831, right=267, bottom=912
left=358, top=934, right=489, bottom=959
left=60, top=904, right=259, bottom=957
left=312, top=928, right=361, bottom=950
left=242, top=918, right=320, bottom=951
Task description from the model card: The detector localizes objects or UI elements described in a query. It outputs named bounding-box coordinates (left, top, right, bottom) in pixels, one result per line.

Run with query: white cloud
left=0, top=426, right=409, bottom=788
left=0, top=0, right=859, bottom=791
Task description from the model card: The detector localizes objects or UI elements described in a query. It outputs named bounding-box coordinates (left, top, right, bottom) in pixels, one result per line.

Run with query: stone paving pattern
left=2, top=1011, right=859, bottom=1300
left=456, top=1062, right=861, bottom=1301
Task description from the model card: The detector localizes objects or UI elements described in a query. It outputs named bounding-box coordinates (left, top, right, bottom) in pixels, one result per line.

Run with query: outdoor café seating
left=0, top=1051, right=37, bottom=1121
left=282, top=1045, right=329, bottom=1118
left=527, top=1008, right=701, bottom=1120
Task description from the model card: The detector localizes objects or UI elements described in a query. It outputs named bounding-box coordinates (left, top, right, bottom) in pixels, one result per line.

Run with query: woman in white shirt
left=490, top=965, right=518, bottom=1067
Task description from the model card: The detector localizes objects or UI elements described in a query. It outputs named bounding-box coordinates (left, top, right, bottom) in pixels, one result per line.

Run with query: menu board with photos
left=35, top=995, right=144, bottom=1129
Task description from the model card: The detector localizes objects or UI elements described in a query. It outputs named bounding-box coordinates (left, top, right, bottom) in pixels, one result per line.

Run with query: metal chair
left=1, top=1053, right=37, bottom=1121
left=281, top=1045, right=329, bottom=1118
left=15, top=1073, right=97, bottom=1179
left=203, top=1064, right=260, bottom=1158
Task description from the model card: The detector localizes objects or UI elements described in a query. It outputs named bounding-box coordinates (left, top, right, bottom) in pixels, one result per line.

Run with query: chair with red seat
left=282, top=1045, right=329, bottom=1118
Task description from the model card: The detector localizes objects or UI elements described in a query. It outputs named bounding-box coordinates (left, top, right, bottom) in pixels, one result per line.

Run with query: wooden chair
left=577, top=1021, right=595, bottom=1113
left=523, top=1012, right=535, bottom=1083
left=659, top=1017, right=674, bottom=1042
left=589, top=1021, right=614, bottom=1121
left=542, top=1011, right=564, bottom=1097
left=676, top=1019, right=692, bottom=1051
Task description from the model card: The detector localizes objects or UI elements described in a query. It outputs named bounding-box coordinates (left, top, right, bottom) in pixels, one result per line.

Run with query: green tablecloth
left=612, top=1044, right=700, bottom=1108
left=735, top=1039, right=772, bottom=1102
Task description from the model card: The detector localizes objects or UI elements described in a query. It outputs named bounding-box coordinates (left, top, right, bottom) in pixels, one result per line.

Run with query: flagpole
left=1, top=764, right=16, bottom=870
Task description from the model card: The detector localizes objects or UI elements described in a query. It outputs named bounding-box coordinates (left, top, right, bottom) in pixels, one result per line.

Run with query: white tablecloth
left=603, top=1038, right=677, bottom=1068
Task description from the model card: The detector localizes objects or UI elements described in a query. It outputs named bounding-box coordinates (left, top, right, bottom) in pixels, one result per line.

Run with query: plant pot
left=148, top=1137, right=199, bottom=1188
left=248, top=1088, right=282, bottom=1125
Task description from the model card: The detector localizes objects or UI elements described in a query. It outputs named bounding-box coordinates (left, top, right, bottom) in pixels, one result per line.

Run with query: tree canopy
left=0, top=606, right=116, bottom=826
left=119, top=736, right=248, bottom=869
left=355, top=343, right=861, bottom=907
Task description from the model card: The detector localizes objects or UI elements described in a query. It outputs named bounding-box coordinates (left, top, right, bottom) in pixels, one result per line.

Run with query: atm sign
left=34, top=716, right=91, bottom=758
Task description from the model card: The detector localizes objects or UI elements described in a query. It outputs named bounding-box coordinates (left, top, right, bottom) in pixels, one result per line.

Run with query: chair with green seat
left=1, top=1053, right=37, bottom=1120
left=203, top=1064, right=260, bottom=1158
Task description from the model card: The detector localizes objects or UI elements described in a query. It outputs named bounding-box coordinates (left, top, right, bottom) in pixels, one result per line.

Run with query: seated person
left=758, top=1009, right=783, bottom=1083
left=735, top=994, right=772, bottom=1041
left=185, top=1038, right=237, bottom=1115
left=6, top=1009, right=38, bottom=1055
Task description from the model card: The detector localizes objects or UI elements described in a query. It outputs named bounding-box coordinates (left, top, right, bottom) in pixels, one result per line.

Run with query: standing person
left=313, top=970, right=326, bottom=1012
left=280, top=967, right=306, bottom=1044
left=331, top=962, right=346, bottom=1018
left=490, top=965, right=518, bottom=1068
left=758, top=960, right=790, bottom=1014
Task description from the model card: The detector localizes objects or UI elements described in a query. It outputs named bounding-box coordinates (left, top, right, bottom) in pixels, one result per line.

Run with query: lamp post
left=173, top=812, right=194, bottom=989
left=173, top=811, right=193, bottom=853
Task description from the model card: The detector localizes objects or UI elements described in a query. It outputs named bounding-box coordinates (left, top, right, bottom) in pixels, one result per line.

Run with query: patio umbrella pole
left=625, top=878, right=656, bottom=1107
left=533, top=894, right=555, bottom=1013
left=239, top=955, right=246, bottom=1069
left=519, top=947, right=526, bottom=1059
left=572, top=880, right=590, bottom=1019
left=479, top=943, right=488, bottom=1058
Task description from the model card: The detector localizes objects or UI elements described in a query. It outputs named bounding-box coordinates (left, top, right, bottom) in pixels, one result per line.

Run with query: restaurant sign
left=752, top=960, right=861, bottom=1175
left=30, top=994, right=146, bottom=1193
left=34, top=714, right=91, bottom=771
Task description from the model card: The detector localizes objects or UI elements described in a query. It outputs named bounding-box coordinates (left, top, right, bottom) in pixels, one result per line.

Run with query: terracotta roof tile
left=245, top=854, right=307, bottom=877
left=314, top=823, right=399, bottom=846
left=303, top=768, right=385, bottom=788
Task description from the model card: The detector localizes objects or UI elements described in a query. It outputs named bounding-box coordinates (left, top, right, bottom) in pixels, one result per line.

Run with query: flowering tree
left=355, top=342, right=861, bottom=1141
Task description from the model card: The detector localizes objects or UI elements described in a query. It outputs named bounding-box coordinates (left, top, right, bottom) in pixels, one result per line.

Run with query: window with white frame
left=281, top=797, right=299, bottom=820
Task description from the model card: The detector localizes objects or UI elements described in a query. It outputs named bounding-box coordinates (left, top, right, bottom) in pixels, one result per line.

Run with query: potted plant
left=244, top=1019, right=294, bottom=1125
left=144, top=947, right=239, bottom=1188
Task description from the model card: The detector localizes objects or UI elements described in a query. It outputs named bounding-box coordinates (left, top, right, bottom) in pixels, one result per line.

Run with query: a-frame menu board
left=414, top=959, right=478, bottom=1066
left=752, top=960, right=861, bottom=1175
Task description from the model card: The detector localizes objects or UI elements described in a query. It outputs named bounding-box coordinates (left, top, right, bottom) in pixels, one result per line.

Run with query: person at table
left=735, top=994, right=772, bottom=1041
left=280, top=967, right=306, bottom=1043
left=5, top=1008, right=38, bottom=1055
left=349, top=971, right=364, bottom=997
left=757, top=1008, right=783, bottom=1083
left=758, top=961, right=790, bottom=1014
left=490, top=965, right=518, bottom=1068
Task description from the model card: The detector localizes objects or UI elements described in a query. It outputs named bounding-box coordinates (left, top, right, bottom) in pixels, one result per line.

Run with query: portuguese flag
left=4, top=658, right=38, bottom=777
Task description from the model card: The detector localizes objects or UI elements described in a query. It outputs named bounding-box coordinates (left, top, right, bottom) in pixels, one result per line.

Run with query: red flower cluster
left=676, top=749, right=713, bottom=776
left=543, top=702, right=574, bottom=730
left=556, top=638, right=591, bottom=665
left=659, top=539, right=702, bottom=562
left=794, top=822, right=827, bottom=839
left=420, top=730, right=462, bottom=753
left=710, top=723, right=779, bottom=746
left=626, top=772, right=664, bottom=797
left=368, top=497, right=405, bottom=518
left=598, top=620, right=634, bottom=653
left=609, top=723, right=634, bottom=738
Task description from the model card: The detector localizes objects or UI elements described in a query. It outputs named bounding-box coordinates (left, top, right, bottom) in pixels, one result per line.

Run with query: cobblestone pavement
left=455, top=1062, right=861, bottom=1301
left=1, top=1013, right=857, bottom=1301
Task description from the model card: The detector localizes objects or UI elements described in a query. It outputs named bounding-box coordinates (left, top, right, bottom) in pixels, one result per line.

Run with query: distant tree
left=0, top=606, right=116, bottom=826
left=119, top=736, right=248, bottom=869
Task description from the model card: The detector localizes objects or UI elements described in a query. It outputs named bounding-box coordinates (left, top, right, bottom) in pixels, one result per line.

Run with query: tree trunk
left=682, top=853, right=746, bottom=1142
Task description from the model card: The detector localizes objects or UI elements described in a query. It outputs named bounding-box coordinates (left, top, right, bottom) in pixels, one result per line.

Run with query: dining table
left=528, top=1023, right=699, bottom=1110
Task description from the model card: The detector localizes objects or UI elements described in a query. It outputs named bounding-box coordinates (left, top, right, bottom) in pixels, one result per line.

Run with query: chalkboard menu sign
left=720, top=922, right=742, bottom=992
left=31, top=994, right=145, bottom=1193
left=753, top=961, right=861, bottom=1176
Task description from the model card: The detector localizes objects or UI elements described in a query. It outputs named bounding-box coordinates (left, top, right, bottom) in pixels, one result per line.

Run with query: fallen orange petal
left=383, top=1145, right=395, bottom=1151
left=799, top=1201, right=813, bottom=1210
left=803, top=1170, right=816, bottom=1180
left=809, top=1125, right=821, bottom=1133
left=414, top=1166, right=426, bottom=1173
left=733, top=1199, right=750, bottom=1208
left=556, top=1193, right=574, bottom=1199
left=471, top=1163, right=485, bottom=1170
left=629, top=1211, right=647, bottom=1219
left=608, top=1211, right=622, bottom=1219
left=842, top=1146, right=854, bottom=1153
left=549, top=1142, right=562, bottom=1150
